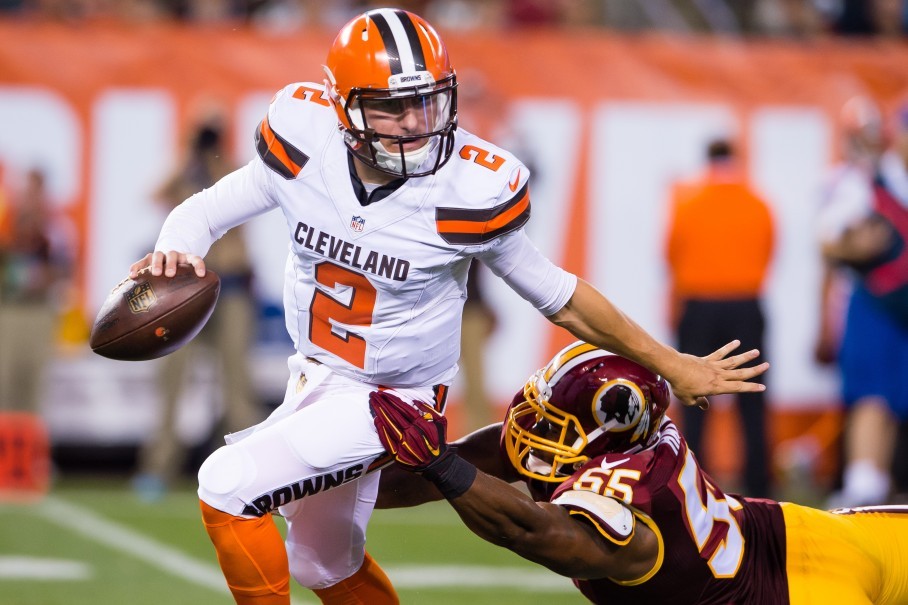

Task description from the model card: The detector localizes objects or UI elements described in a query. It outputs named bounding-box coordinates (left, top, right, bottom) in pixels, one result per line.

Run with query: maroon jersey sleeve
left=548, top=418, right=788, bottom=605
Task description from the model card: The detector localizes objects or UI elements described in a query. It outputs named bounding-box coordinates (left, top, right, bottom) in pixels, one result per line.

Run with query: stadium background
left=1, top=4, right=907, bottom=602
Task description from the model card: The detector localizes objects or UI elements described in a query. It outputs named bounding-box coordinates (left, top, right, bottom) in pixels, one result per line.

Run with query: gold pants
left=783, top=502, right=908, bottom=604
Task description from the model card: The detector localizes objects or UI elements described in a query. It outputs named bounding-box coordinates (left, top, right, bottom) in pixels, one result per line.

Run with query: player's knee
left=287, top=544, right=360, bottom=590
left=198, top=445, right=254, bottom=512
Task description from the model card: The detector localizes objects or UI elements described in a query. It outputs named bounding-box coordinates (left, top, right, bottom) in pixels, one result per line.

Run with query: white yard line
left=386, top=565, right=576, bottom=591
left=32, top=496, right=574, bottom=597
left=35, top=496, right=314, bottom=604
left=0, top=556, right=91, bottom=580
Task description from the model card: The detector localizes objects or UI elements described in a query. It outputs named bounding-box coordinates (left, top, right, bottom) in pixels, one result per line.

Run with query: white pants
left=198, top=355, right=440, bottom=589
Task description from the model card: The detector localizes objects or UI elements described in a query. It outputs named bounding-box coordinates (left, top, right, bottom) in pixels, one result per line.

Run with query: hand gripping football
left=89, top=264, right=220, bottom=361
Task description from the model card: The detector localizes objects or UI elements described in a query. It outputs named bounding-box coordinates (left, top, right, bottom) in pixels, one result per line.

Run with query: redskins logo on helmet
left=504, top=342, right=671, bottom=483
left=323, top=8, right=458, bottom=178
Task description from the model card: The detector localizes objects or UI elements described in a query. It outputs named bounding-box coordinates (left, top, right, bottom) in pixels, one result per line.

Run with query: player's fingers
left=377, top=407, right=405, bottom=439
left=149, top=251, right=167, bottom=276
left=718, top=348, right=761, bottom=369
left=723, top=361, right=770, bottom=383
left=128, top=253, right=153, bottom=279
left=184, top=254, right=206, bottom=277
left=373, top=390, right=410, bottom=413
left=425, top=403, right=443, bottom=420
left=720, top=377, right=768, bottom=393
left=733, top=381, right=767, bottom=393
left=163, top=251, right=182, bottom=277
left=676, top=393, right=709, bottom=410
left=705, top=340, right=741, bottom=361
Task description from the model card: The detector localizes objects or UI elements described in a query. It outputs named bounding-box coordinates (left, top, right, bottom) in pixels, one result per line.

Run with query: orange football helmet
left=324, top=8, right=458, bottom=178
left=504, top=342, right=671, bottom=483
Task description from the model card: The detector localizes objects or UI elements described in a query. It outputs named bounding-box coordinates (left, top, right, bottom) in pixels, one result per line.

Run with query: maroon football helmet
left=503, top=342, right=671, bottom=483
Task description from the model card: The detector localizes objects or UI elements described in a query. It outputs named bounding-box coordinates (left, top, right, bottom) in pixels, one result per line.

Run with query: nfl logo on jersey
left=351, top=216, right=365, bottom=232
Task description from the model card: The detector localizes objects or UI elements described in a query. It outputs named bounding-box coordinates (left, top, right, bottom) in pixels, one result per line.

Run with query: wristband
left=422, top=452, right=478, bottom=500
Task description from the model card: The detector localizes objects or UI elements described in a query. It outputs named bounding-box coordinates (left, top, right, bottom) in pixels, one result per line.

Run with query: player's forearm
left=376, top=467, right=443, bottom=508
left=549, top=279, right=682, bottom=380
left=155, top=162, right=277, bottom=256
left=155, top=195, right=217, bottom=257
left=447, top=470, right=565, bottom=562
left=446, top=470, right=599, bottom=578
left=377, top=424, right=519, bottom=510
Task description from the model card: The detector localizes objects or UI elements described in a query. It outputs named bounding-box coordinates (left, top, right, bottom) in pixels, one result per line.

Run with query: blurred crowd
left=0, top=0, right=905, bottom=38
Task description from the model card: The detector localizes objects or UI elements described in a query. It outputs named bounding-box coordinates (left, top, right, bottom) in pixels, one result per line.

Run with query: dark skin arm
left=376, top=421, right=658, bottom=581
left=446, top=469, right=658, bottom=581
left=376, top=424, right=511, bottom=508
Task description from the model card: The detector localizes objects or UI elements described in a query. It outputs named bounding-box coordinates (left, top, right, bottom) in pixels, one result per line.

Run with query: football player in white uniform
left=129, top=8, right=768, bottom=605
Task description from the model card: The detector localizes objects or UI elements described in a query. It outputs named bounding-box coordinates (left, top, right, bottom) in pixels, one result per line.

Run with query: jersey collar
left=347, top=153, right=408, bottom=207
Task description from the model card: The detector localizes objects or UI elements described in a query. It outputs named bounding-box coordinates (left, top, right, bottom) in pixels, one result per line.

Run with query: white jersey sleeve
left=155, top=154, right=279, bottom=256
left=477, top=229, right=576, bottom=317
left=815, top=163, right=874, bottom=245
left=879, top=149, right=908, bottom=207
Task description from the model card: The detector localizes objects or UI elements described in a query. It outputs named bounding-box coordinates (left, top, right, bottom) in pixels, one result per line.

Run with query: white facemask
left=372, top=138, right=437, bottom=175
left=526, top=453, right=557, bottom=476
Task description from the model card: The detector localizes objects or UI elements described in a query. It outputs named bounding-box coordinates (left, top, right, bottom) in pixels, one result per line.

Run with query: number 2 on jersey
left=309, top=262, right=376, bottom=368
left=292, top=85, right=330, bottom=107
left=459, top=145, right=505, bottom=171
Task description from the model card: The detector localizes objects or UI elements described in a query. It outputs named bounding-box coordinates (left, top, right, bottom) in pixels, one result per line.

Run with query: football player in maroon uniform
left=373, top=341, right=908, bottom=604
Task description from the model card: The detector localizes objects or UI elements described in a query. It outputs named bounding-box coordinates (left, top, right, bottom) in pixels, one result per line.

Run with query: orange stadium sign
left=1, top=21, right=907, bottom=479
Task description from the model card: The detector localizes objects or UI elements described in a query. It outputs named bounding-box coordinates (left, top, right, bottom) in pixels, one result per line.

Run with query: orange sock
left=200, top=500, right=291, bottom=605
left=312, top=552, right=399, bottom=605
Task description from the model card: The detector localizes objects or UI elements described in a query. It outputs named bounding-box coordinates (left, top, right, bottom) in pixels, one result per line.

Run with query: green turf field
left=0, top=476, right=586, bottom=604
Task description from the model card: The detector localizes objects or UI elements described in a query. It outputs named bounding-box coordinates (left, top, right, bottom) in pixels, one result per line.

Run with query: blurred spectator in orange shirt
left=665, top=138, right=776, bottom=497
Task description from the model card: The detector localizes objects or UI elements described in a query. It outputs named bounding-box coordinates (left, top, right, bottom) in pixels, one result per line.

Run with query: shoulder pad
left=254, top=82, right=335, bottom=180
left=450, top=129, right=529, bottom=202
left=435, top=129, right=531, bottom=245
left=551, top=489, right=636, bottom=545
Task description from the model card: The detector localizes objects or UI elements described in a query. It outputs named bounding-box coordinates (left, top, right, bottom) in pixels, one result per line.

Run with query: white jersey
left=879, top=149, right=908, bottom=209
left=156, top=82, right=576, bottom=387
left=816, top=151, right=908, bottom=245
left=815, top=162, right=875, bottom=245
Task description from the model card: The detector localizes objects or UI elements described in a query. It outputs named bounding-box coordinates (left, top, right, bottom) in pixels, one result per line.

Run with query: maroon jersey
left=862, top=183, right=908, bottom=327
left=547, top=418, right=788, bottom=604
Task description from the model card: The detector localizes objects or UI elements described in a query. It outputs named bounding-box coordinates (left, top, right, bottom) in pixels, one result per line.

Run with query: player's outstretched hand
left=129, top=250, right=206, bottom=279
left=669, top=340, right=769, bottom=410
left=369, top=391, right=449, bottom=473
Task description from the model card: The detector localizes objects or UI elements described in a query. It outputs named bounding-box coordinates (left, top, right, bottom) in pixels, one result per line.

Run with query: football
left=89, top=264, right=220, bottom=361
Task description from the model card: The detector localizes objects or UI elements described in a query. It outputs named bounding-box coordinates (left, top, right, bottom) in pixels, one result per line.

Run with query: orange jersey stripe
left=435, top=183, right=531, bottom=245
left=437, top=192, right=529, bottom=235
left=255, top=117, right=308, bottom=179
